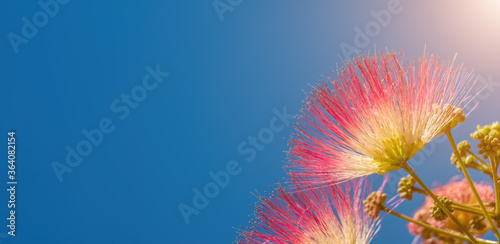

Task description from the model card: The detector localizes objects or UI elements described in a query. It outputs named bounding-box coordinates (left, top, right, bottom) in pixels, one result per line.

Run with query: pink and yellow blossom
left=237, top=178, right=380, bottom=244
left=288, top=51, right=477, bottom=185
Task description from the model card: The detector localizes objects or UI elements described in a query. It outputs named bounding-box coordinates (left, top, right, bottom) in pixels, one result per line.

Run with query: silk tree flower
left=288, top=51, right=477, bottom=185
left=236, top=178, right=380, bottom=244
left=408, top=180, right=495, bottom=243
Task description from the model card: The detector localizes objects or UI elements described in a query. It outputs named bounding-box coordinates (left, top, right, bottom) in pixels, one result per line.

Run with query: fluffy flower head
left=288, top=51, right=477, bottom=185
left=236, top=178, right=380, bottom=244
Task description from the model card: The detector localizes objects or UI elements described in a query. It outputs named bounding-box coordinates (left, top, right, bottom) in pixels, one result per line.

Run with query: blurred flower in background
left=408, top=180, right=495, bottom=243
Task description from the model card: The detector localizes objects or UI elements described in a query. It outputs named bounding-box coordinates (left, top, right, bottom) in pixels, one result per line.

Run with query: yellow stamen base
left=372, top=135, right=426, bottom=174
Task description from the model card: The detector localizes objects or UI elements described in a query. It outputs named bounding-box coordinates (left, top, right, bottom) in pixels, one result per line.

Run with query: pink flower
left=236, top=178, right=380, bottom=244
left=408, top=180, right=495, bottom=242
left=288, top=51, right=476, bottom=185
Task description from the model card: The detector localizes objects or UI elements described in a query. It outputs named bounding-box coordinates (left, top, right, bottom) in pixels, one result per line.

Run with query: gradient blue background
left=1, top=0, right=500, bottom=243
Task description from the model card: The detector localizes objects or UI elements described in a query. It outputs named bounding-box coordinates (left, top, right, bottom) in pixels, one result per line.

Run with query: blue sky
left=1, top=0, right=500, bottom=243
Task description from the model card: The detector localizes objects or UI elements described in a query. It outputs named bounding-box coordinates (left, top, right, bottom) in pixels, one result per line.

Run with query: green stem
left=402, top=162, right=480, bottom=244
left=446, top=130, right=500, bottom=241
left=451, top=202, right=494, bottom=216
left=491, top=156, right=500, bottom=215
left=468, top=150, right=492, bottom=167
left=463, top=150, right=492, bottom=177
left=413, top=187, right=494, bottom=215
left=479, top=166, right=494, bottom=178
left=453, top=206, right=486, bottom=216
left=381, top=207, right=496, bottom=244
left=471, top=203, right=496, bottom=207
left=413, top=187, right=427, bottom=196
